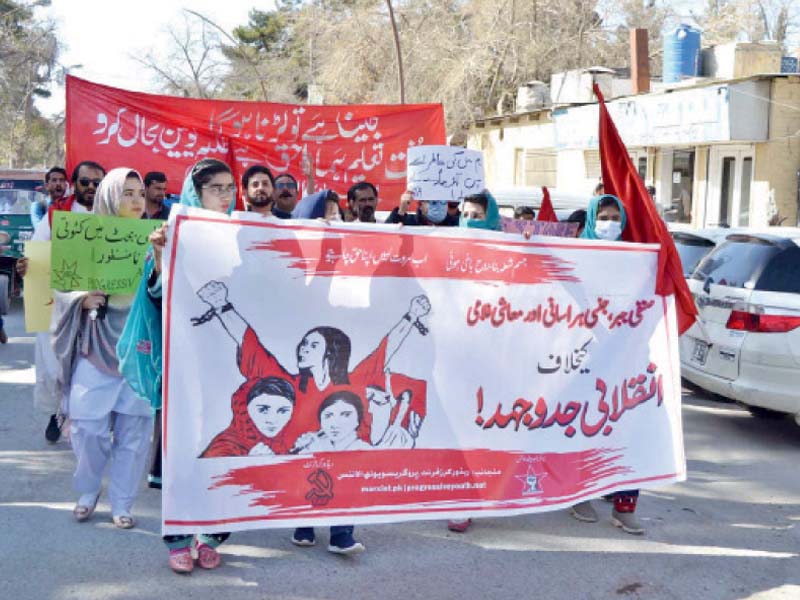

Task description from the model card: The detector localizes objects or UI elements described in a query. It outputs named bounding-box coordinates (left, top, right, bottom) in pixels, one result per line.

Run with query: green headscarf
left=459, top=190, right=501, bottom=231
left=581, top=194, right=627, bottom=240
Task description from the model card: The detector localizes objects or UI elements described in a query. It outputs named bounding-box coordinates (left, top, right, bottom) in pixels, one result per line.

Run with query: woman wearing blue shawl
left=117, top=158, right=236, bottom=574
left=446, top=190, right=501, bottom=535
left=580, top=194, right=626, bottom=241
left=570, top=194, right=644, bottom=534
left=291, top=189, right=338, bottom=220
left=458, top=190, right=502, bottom=231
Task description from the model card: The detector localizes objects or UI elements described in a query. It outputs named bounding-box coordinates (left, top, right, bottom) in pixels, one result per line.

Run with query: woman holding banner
left=51, top=168, right=152, bottom=531
left=568, top=194, right=644, bottom=535
left=446, top=190, right=502, bottom=534
left=117, top=158, right=237, bottom=574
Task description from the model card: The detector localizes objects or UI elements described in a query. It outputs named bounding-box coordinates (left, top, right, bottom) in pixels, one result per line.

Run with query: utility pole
left=385, top=0, right=405, bottom=104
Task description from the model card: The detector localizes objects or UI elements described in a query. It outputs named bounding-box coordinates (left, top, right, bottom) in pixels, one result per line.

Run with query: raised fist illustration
left=197, top=280, right=229, bottom=310
left=408, top=295, right=431, bottom=320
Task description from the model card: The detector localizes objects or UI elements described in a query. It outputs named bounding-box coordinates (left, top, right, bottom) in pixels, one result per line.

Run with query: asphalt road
left=0, top=298, right=798, bottom=600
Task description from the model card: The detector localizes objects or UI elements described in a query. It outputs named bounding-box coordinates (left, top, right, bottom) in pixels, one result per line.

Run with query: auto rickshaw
left=0, top=170, right=44, bottom=314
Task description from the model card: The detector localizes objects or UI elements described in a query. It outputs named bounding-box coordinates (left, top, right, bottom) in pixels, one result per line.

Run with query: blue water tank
left=663, top=25, right=702, bottom=84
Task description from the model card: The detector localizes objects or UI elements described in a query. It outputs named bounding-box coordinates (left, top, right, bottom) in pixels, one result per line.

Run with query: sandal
left=168, top=548, right=193, bottom=574
left=73, top=493, right=99, bottom=522
left=112, top=514, right=135, bottom=529
left=196, top=543, right=221, bottom=570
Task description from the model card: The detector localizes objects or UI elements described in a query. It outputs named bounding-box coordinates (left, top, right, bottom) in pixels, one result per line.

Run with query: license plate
left=691, top=339, right=709, bottom=365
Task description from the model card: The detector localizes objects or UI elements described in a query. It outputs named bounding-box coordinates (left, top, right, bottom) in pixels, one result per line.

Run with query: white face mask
left=426, top=201, right=447, bottom=224
left=594, top=220, right=622, bottom=240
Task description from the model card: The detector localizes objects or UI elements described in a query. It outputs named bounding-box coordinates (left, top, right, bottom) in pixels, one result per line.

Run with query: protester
left=447, top=190, right=502, bottom=534
left=117, top=158, right=236, bottom=573
left=31, top=167, right=68, bottom=227
left=273, top=173, right=300, bottom=218
left=242, top=165, right=275, bottom=215
left=514, top=206, right=535, bottom=221
left=49, top=168, right=151, bottom=531
left=346, top=182, right=378, bottom=223
left=142, top=172, right=170, bottom=220
left=385, top=190, right=459, bottom=226
left=593, top=181, right=604, bottom=196
left=17, top=161, right=107, bottom=443
left=568, top=194, right=643, bottom=535
left=565, top=209, right=587, bottom=237
left=291, top=190, right=337, bottom=220
left=447, top=201, right=461, bottom=222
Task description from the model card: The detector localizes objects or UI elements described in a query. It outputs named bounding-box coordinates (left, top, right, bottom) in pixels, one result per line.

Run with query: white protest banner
left=406, top=145, right=485, bottom=201
left=162, top=206, right=685, bottom=534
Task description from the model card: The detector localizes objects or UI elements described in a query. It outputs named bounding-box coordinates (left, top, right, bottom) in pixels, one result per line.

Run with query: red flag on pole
left=593, top=83, right=697, bottom=335
left=537, top=187, right=559, bottom=222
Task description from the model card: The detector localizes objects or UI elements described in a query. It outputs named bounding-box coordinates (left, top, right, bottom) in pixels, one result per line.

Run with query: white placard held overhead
left=406, top=145, right=485, bottom=202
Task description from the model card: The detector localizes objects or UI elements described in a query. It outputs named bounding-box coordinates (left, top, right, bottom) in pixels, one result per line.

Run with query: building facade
left=468, top=74, right=800, bottom=229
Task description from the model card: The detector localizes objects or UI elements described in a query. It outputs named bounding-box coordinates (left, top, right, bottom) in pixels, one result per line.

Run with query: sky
left=35, top=0, right=274, bottom=116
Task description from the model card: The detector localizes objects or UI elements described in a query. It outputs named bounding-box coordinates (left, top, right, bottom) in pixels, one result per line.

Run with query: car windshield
left=692, top=237, right=782, bottom=289
left=672, top=234, right=716, bottom=276
left=0, top=189, right=38, bottom=215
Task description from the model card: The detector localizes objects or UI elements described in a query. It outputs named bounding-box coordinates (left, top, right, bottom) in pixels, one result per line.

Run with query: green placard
left=50, top=212, right=162, bottom=294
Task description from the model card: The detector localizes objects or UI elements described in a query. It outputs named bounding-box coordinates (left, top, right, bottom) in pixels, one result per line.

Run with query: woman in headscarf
left=51, top=168, right=150, bottom=531
left=570, top=194, right=643, bottom=535
left=117, top=158, right=236, bottom=574
left=200, top=376, right=296, bottom=458
left=445, top=190, right=502, bottom=534
left=459, top=190, right=502, bottom=231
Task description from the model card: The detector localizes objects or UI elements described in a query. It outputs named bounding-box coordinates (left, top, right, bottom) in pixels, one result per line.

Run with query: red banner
left=65, top=76, right=446, bottom=209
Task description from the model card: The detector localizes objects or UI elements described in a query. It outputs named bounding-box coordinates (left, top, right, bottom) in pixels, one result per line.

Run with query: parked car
left=0, top=171, right=43, bottom=314
left=679, top=228, right=800, bottom=425
left=670, top=227, right=730, bottom=278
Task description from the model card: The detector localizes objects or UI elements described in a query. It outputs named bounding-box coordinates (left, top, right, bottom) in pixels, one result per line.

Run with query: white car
left=680, top=228, right=800, bottom=425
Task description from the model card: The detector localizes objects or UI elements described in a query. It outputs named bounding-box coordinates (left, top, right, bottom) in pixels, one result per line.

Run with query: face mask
left=426, top=201, right=447, bottom=224
left=595, top=220, right=622, bottom=240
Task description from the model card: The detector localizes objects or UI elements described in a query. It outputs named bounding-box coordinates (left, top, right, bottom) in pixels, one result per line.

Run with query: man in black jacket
left=384, top=191, right=459, bottom=226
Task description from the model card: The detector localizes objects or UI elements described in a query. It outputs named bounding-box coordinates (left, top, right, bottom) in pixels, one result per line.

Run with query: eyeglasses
left=202, top=184, right=236, bottom=196
left=275, top=181, right=297, bottom=190
left=78, top=178, right=103, bottom=188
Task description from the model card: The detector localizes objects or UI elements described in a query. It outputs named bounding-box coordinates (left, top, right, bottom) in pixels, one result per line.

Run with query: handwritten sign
left=406, top=146, right=485, bottom=202
left=501, top=217, right=578, bottom=238
left=50, top=212, right=161, bottom=294
left=23, top=241, right=53, bottom=332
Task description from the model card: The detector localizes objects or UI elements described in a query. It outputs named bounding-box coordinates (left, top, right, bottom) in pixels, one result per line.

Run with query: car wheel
left=0, top=274, right=9, bottom=315
left=746, top=406, right=785, bottom=420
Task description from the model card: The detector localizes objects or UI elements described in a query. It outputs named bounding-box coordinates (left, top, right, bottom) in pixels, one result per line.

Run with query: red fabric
left=593, top=84, right=697, bottom=335
left=47, top=194, right=76, bottom=228
left=65, top=76, right=446, bottom=210
left=536, top=187, right=558, bottom=222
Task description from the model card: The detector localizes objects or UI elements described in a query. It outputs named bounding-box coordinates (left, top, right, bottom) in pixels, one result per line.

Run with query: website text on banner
left=65, top=76, right=446, bottom=207
left=161, top=206, right=685, bottom=535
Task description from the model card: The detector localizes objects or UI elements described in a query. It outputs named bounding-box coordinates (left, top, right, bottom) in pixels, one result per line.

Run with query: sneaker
left=328, top=531, right=365, bottom=555
left=611, top=509, right=645, bottom=535
left=45, top=414, right=64, bottom=444
left=569, top=501, right=599, bottom=523
left=0, top=328, right=7, bottom=344
left=291, top=527, right=316, bottom=547
left=147, top=474, right=162, bottom=489
left=447, top=519, right=473, bottom=533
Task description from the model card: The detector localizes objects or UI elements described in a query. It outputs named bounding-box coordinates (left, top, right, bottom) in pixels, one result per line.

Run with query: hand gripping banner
left=161, top=207, right=686, bottom=533
left=65, top=76, right=446, bottom=207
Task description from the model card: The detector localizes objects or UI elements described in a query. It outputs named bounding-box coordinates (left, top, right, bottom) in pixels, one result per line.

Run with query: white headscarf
left=93, top=167, right=141, bottom=216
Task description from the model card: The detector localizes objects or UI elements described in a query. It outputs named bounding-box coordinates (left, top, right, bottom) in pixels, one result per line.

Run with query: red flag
left=537, top=187, right=558, bottom=222
left=593, top=83, right=697, bottom=335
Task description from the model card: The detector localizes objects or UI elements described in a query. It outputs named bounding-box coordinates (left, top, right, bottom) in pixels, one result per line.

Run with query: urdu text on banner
left=65, top=76, right=446, bottom=207
left=161, top=206, right=686, bottom=534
